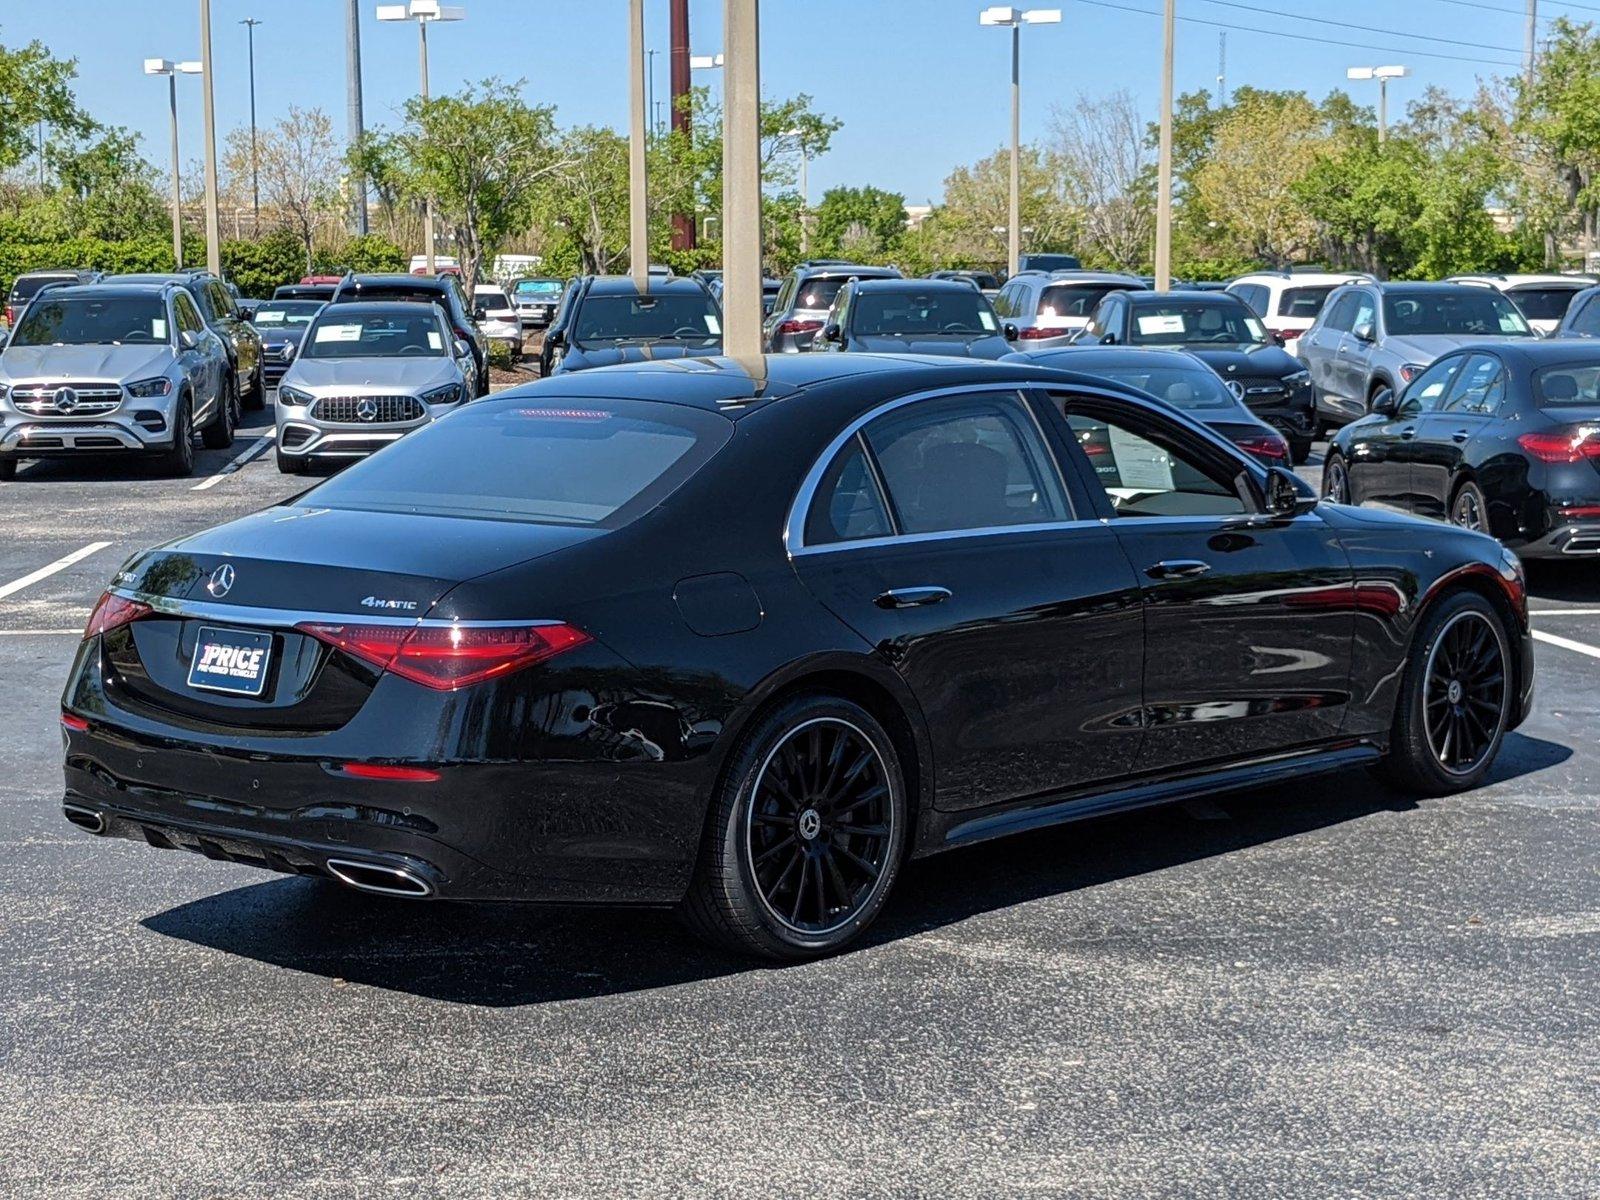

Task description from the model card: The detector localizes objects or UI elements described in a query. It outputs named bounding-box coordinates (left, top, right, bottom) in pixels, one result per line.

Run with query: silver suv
left=274, top=301, right=474, bottom=474
left=0, top=282, right=234, bottom=480
left=990, top=270, right=1146, bottom=349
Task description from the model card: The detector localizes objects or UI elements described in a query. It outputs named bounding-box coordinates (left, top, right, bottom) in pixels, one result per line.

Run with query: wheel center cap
left=797, top=808, right=822, bottom=841
left=1447, top=679, right=1464, bottom=705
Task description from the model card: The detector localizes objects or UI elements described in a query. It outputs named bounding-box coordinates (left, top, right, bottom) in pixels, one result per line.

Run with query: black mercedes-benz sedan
left=61, top=354, right=1534, bottom=959
left=1322, top=341, right=1600, bottom=558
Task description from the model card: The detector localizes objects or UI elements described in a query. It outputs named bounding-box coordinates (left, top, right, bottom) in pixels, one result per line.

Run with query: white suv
left=1227, top=272, right=1367, bottom=357
left=1446, top=274, right=1595, bottom=336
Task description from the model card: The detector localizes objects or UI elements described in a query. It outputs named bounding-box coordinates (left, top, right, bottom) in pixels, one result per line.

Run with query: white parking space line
left=1529, top=608, right=1600, bottom=617
left=0, top=542, right=112, bottom=602
left=1531, top=629, right=1600, bottom=660
left=192, top=432, right=275, bottom=491
left=0, top=629, right=82, bottom=637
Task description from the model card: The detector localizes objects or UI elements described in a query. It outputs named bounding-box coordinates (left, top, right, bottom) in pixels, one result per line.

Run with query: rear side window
left=1564, top=297, right=1600, bottom=337
left=1508, top=287, right=1583, bottom=322
left=805, top=437, right=893, bottom=545
left=303, top=399, right=732, bottom=528
left=1534, top=363, right=1600, bottom=406
left=1278, top=286, right=1336, bottom=320
left=10, top=274, right=76, bottom=302
left=863, top=394, right=1069, bottom=534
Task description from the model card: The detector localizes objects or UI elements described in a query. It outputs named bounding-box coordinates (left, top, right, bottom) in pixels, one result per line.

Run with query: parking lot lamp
left=1347, top=65, right=1409, bottom=144
left=144, top=59, right=204, bottom=270
left=377, top=1, right=466, bottom=274
left=979, top=7, right=1060, bottom=279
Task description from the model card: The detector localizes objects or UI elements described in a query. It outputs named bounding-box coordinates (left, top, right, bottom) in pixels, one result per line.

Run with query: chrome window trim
left=784, top=381, right=1080, bottom=556
left=109, top=586, right=559, bottom=630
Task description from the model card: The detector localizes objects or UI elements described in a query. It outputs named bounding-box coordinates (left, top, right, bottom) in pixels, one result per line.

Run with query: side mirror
left=1100, top=332, right=1117, bottom=346
left=1370, top=386, right=1397, bottom=417
left=1270, top=330, right=1285, bottom=347
left=1002, top=322, right=1019, bottom=341
left=280, top=340, right=296, bottom=361
left=472, top=304, right=488, bottom=321
left=822, top=322, right=842, bottom=344
left=179, top=329, right=200, bottom=350
left=1352, top=321, right=1376, bottom=343
left=453, top=339, right=472, bottom=359
left=1263, top=466, right=1316, bottom=518
left=239, top=306, right=256, bottom=323
left=546, top=329, right=565, bottom=349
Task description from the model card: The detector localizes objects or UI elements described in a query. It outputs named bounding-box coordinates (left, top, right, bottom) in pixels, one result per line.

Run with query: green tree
left=49, top=127, right=168, bottom=242
left=0, top=38, right=91, bottom=175
left=810, top=186, right=907, bottom=258
left=936, top=145, right=1080, bottom=268
left=227, top=106, right=344, bottom=271
left=1517, top=18, right=1600, bottom=259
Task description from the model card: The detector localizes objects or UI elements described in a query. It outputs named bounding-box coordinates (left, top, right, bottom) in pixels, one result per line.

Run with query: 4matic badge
left=361, top=596, right=418, bottom=610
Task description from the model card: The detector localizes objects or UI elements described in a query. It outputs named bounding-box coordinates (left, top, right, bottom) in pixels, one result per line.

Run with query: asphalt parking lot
left=2, top=409, right=1597, bottom=1198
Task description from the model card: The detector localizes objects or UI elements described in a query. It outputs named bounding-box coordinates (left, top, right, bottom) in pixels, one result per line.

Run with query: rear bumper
left=1511, top=521, right=1600, bottom=559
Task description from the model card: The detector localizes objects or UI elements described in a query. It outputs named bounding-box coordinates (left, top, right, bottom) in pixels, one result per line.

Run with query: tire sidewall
left=715, top=695, right=908, bottom=958
left=1323, top=453, right=1349, bottom=503
left=1397, top=591, right=1511, bottom=793
left=167, top=395, right=194, bottom=476
left=1452, top=481, right=1487, bottom=532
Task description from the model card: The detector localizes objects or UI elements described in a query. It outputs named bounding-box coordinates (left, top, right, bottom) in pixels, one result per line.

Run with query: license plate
left=188, top=625, right=273, bottom=696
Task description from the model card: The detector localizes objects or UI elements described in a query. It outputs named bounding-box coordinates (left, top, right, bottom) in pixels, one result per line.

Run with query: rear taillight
left=1016, top=326, right=1056, bottom=340
left=1235, top=433, right=1290, bottom=461
left=775, top=318, right=822, bottom=336
left=1518, top=430, right=1600, bottom=463
left=3, top=305, right=13, bottom=326
left=83, top=592, right=151, bottom=640
left=1559, top=505, right=1600, bottom=518
left=295, top=620, right=590, bottom=690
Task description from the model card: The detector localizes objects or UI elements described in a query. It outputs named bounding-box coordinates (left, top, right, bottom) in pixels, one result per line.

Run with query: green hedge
left=0, top=236, right=176, bottom=301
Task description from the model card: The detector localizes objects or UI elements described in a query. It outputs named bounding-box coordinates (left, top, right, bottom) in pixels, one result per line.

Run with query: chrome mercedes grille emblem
left=355, top=398, right=380, bottom=422
left=53, top=387, right=79, bottom=414
left=1226, top=380, right=1246, bottom=401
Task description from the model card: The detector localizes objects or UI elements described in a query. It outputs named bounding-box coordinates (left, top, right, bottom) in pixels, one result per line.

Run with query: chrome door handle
left=1145, top=560, right=1211, bottom=580
left=1400, top=426, right=1417, bottom=439
left=874, top=586, right=952, bottom=610
left=1452, top=430, right=1470, bottom=443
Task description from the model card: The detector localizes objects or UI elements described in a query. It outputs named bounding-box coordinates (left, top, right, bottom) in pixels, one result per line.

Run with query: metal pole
left=629, top=0, right=649, bottom=285
left=1525, top=0, right=1538, bottom=89
left=1154, top=0, right=1175, bottom=290
left=1217, top=31, right=1226, bottom=106
left=419, top=18, right=435, bottom=274
left=647, top=49, right=657, bottom=138
left=722, top=0, right=762, bottom=360
left=168, top=75, right=184, bottom=269
left=1378, top=77, right=1388, bottom=145
left=799, top=141, right=809, bottom=256
left=669, top=0, right=694, bottom=250
left=199, top=0, right=222, bottom=276
left=36, top=119, right=44, bottom=190
left=346, top=0, right=368, bottom=234
left=1008, top=22, right=1020, bottom=278
left=244, top=19, right=261, bottom=232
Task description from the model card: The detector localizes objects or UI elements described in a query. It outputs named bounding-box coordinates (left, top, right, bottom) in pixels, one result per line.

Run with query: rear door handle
left=1451, top=430, right=1470, bottom=443
left=1400, top=426, right=1417, bottom=439
left=1145, top=560, right=1211, bottom=580
left=874, top=586, right=952, bottom=610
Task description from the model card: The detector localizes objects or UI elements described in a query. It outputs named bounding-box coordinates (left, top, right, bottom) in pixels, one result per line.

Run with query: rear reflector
left=339, top=763, right=440, bottom=782
left=83, top=593, right=152, bottom=640
left=1518, top=430, right=1600, bottom=463
left=295, top=620, right=591, bottom=690
left=60, top=712, right=89, bottom=732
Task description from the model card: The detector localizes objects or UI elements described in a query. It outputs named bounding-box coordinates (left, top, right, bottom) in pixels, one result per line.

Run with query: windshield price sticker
left=1137, top=314, right=1186, bottom=336
left=979, top=311, right=997, bottom=330
left=315, top=324, right=364, bottom=343
left=705, top=314, right=722, bottom=334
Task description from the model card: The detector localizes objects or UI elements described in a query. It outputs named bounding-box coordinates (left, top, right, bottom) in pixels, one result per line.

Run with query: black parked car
left=105, top=272, right=267, bottom=411
left=1322, top=341, right=1600, bottom=558
left=539, top=275, right=722, bottom=376
left=1551, top=284, right=1600, bottom=340
left=1075, top=290, right=1317, bottom=463
left=274, top=283, right=337, bottom=302
left=812, top=278, right=1013, bottom=359
left=61, top=354, right=1532, bottom=960
left=329, top=273, right=489, bottom=396
left=764, top=263, right=902, bottom=353
left=245, top=299, right=323, bottom=389
left=5, top=268, right=101, bottom=328
left=1003, top=346, right=1291, bottom=464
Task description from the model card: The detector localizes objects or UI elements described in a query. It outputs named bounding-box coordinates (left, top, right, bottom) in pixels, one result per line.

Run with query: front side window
left=1383, top=290, right=1532, bottom=337
left=1400, top=356, right=1465, bottom=415
left=173, top=291, right=206, bottom=336
left=1321, top=293, right=1359, bottom=333
left=1062, top=406, right=1249, bottom=519
left=11, top=296, right=170, bottom=346
left=302, top=309, right=448, bottom=359
left=864, top=395, right=1068, bottom=535
left=1349, top=293, right=1378, bottom=335
left=1442, top=354, right=1506, bottom=415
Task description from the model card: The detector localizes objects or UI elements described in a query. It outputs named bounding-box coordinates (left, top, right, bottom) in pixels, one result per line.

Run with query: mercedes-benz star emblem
left=206, top=563, right=236, bottom=598
left=1226, top=380, right=1246, bottom=401
left=355, top=398, right=379, bottom=423
left=53, top=387, right=79, bottom=415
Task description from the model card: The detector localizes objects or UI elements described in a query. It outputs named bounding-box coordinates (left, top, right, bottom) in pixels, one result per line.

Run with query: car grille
left=11, top=382, right=124, bottom=417
left=1235, top=376, right=1288, bottom=400
left=308, top=394, right=424, bottom=424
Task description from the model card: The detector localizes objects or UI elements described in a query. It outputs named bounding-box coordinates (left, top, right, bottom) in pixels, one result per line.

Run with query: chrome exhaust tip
left=62, top=803, right=106, bottom=835
left=325, top=857, right=434, bottom=898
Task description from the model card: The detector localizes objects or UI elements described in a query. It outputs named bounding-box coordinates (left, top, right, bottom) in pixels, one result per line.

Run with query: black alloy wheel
left=201, top=373, right=236, bottom=450
left=162, top=396, right=195, bottom=477
left=682, top=695, right=907, bottom=959
left=1451, top=483, right=1487, bottom=533
left=244, top=358, right=266, bottom=410
left=1322, top=454, right=1351, bottom=504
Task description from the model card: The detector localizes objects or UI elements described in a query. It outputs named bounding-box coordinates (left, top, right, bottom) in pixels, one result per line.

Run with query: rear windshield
left=573, top=293, right=721, bottom=344
left=1383, top=291, right=1532, bottom=337
left=10, top=296, right=169, bottom=347
left=1508, top=287, right=1585, bottom=322
left=1039, top=283, right=1129, bottom=318
left=303, top=398, right=732, bottom=528
left=794, top=277, right=853, bottom=311
left=302, top=309, right=446, bottom=358
left=251, top=301, right=322, bottom=326
left=1533, top=363, right=1600, bottom=406
left=475, top=289, right=511, bottom=309
left=336, top=286, right=447, bottom=308
left=851, top=289, right=998, bottom=336
left=1021, top=255, right=1082, bottom=272
left=1071, top=363, right=1236, bottom=411
left=1277, top=286, right=1336, bottom=320
left=514, top=279, right=563, bottom=295
left=10, top=274, right=77, bottom=302
left=1128, top=301, right=1267, bottom=346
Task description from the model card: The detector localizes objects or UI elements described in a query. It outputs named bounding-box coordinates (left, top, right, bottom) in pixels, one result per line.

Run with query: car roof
left=316, top=300, right=441, bottom=318
left=1434, top=340, right=1600, bottom=365
left=847, top=278, right=986, bottom=294
left=28, top=282, right=167, bottom=299
left=1232, top=271, right=1365, bottom=286
left=793, top=264, right=899, bottom=278
left=1029, top=271, right=1145, bottom=286
left=1123, top=289, right=1246, bottom=305
left=1448, top=273, right=1592, bottom=288
left=1008, top=346, right=1212, bottom=371
left=341, top=274, right=452, bottom=291
left=104, top=273, right=209, bottom=284
left=581, top=274, right=709, bottom=296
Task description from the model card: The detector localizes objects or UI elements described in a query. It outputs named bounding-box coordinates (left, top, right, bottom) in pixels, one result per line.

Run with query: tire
left=1290, top=437, right=1313, bottom=466
left=201, top=373, right=236, bottom=450
left=160, top=396, right=195, bottom=477
left=1322, top=452, right=1351, bottom=504
left=275, top=446, right=306, bottom=475
left=1374, top=590, right=1512, bottom=797
left=243, top=357, right=266, bottom=411
left=0, top=458, right=15, bottom=481
left=1450, top=480, right=1488, bottom=534
left=680, top=694, right=909, bottom=960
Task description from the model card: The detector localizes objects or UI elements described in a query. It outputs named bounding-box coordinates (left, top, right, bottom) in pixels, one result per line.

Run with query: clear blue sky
left=1, top=0, right=1588, bottom=204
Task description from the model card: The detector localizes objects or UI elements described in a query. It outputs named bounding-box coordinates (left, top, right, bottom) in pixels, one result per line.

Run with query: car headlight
left=125, top=377, right=172, bottom=398
left=1398, top=363, right=1426, bottom=384
left=422, top=382, right=466, bottom=406
left=1284, top=370, right=1310, bottom=387
left=278, top=385, right=314, bottom=406
left=0, top=382, right=9, bottom=401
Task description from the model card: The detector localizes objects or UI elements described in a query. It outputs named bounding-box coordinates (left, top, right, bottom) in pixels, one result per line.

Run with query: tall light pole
left=722, top=0, right=761, bottom=360
left=782, top=127, right=809, bottom=255
left=199, top=0, right=223, bottom=276
left=980, top=6, right=1060, bottom=279
left=1154, top=0, right=1175, bottom=291
left=669, top=0, right=694, bottom=250
left=1347, top=65, right=1409, bottom=144
left=346, top=0, right=368, bottom=235
left=377, top=1, right=465, bottom=274
left=629, top=0, right=648, bottom=285
left=144, top=59, right=203, bottom=270
left=646, top=48, right=658, bottom=137
left=240, top=18, right=262, bottom=233
left=1525, top=0, right=1539, bottom=89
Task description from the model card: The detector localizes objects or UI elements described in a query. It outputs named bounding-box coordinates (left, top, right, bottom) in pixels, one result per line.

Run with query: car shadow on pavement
left=141, top=733, right=1570, bottom=1008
